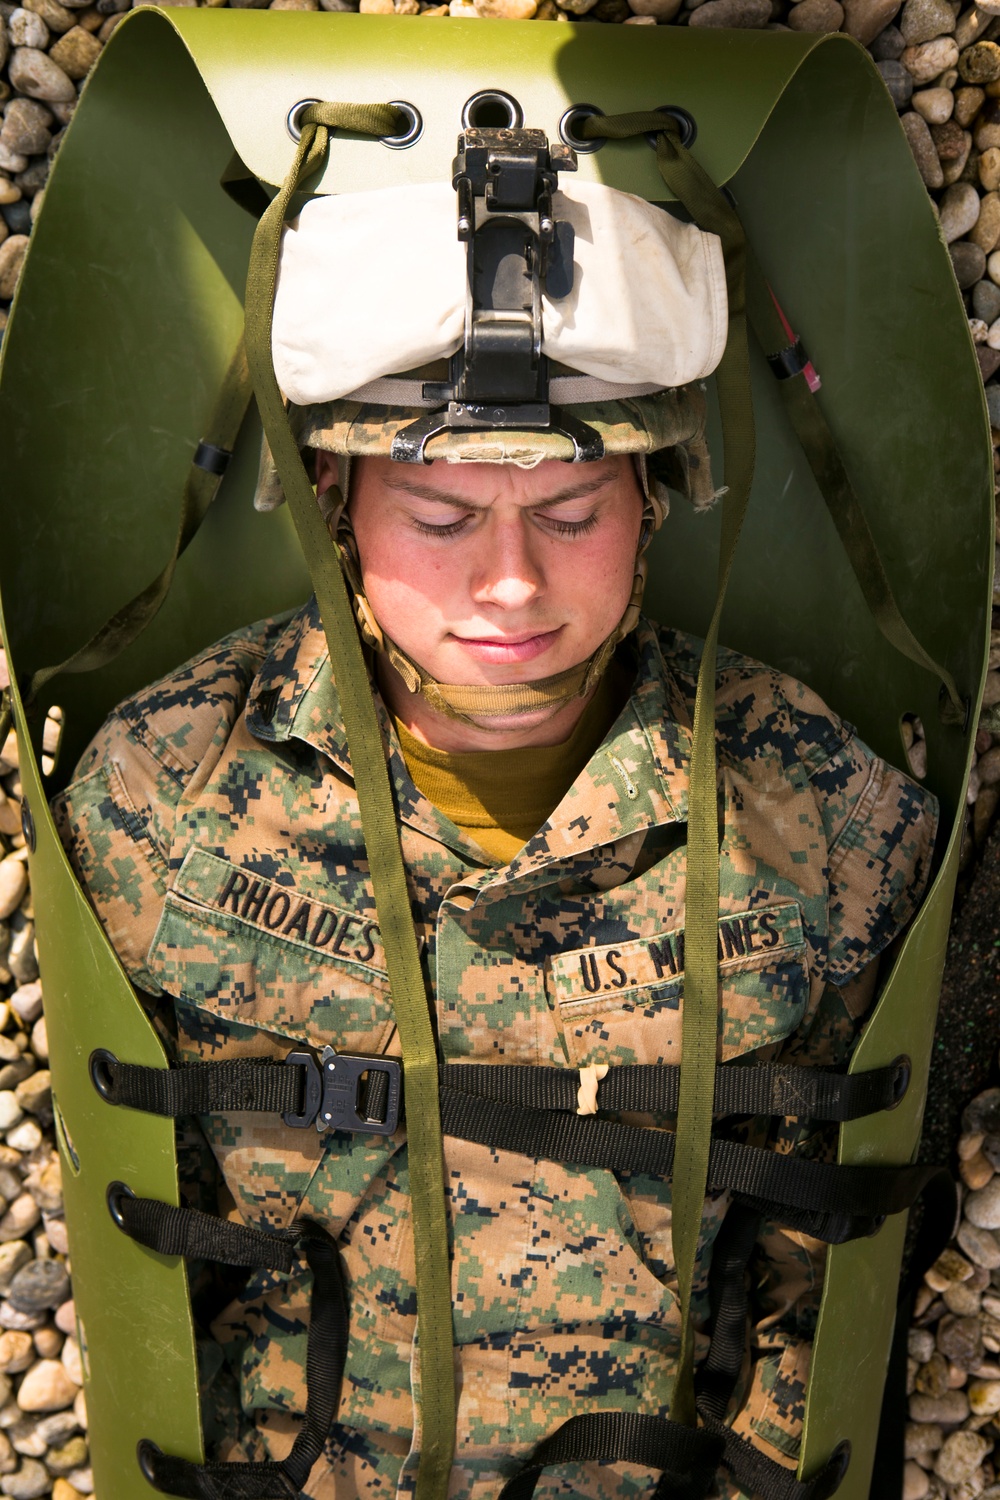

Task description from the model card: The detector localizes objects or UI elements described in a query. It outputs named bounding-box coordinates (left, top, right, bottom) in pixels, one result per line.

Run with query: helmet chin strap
left=317, top=454, right=666, bottom=728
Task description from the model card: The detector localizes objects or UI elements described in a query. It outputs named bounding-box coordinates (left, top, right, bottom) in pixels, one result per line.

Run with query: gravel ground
left=0, top=1, right=998, bottom=1497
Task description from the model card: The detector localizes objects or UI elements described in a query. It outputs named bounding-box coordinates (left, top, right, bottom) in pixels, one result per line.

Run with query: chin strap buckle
left=284, top=1047, right=401, bottom=1135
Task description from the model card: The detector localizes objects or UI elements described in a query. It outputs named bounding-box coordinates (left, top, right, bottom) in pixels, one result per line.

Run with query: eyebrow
left=380, top=474, right=616, bottom=509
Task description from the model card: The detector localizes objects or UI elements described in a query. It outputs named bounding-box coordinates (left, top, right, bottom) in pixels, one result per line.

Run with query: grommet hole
left=106, top=1179, right=135, bottom=1231
left=889, top=1053, right=912, bottom=1108
left=89, top=1048, right=118, bottom=1102
left=137, top=1438, right=163, bottom=1485
left=286, top=98, right=321, bottom=143
left=462, top=90, right=523, bottom=130
left=382, top=101, right=423, bottom=150
left=559, top=104, right=605, bottom=153
left=645, top=105, right=698, bottom=151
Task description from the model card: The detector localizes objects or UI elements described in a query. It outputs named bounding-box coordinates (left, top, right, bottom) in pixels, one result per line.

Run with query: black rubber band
left=766, top=340, right=810, bottom=380
left=193, top=441, right=232, bottom=476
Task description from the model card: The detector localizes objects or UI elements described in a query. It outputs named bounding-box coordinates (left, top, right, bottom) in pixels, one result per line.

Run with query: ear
left=315, top=447, right=338, bottom=494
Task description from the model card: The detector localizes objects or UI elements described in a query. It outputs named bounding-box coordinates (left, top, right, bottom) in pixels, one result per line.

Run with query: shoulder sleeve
left=51, top=620, right=279, bottom=991
left=781, top=676, right=939, bottom=985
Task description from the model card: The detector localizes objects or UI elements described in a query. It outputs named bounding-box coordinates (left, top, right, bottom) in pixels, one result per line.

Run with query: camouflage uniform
left=52, top=599, right=938, bottom=1500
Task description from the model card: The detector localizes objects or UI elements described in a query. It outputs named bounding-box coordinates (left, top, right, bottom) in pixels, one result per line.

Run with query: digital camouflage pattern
left=52, top=604, right=938, bottom=1500
left=254, top=387, right=719, bottom=517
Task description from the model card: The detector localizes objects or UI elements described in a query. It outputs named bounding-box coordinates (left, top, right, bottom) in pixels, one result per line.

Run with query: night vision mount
left=390, top=126, right=606, bottom=465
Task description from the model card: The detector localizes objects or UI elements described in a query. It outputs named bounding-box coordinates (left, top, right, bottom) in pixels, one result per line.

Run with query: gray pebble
left=934, top=1429, right=990, bottom=1485
left=986, top=382, right=1000, bottom=426
left=6, top=48, right=73, bottom=104
left=0, top=204, right=29, bottom=236
left=910, top=1326, right=936, bottom=1362
left=958, top=1219, right=1000, bottom=1268
left=900, top=0, right=955, bottom=44
left=33, top=1415, right=76, bottom=1451
left=7, top=1422, right=42, bottom=1460
left=1, top=1457, right=50, bottom=1498
left=939, top=180, right=983, bottom=242
left=902, top=110, right=944, bottom=184
left=974, top=278, right=1000, bottom=323
left=905, top=1421, right=944, bottom=1458
left=687, top=0, right=770, bottom=22
left=964, top=1088, right=1000, bottom=1136
left=951, top=239, right=988, bottom=286
left=6, top=10, right=46, bottom=47
left=937, top=1312, right=984, bottom=1368
left=0, top=100, right=51, bottom=159
left=871, top=19, right=906, bottom=54
left=879, top=59, right=915, bottom=108
left=6, top=1261, right=67, bottom=1316
left=909, top=1389, right=970, bottom=1423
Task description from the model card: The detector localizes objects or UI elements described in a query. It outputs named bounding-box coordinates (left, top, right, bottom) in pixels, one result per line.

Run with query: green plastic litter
left=0, top=14, right=991, bottom=1498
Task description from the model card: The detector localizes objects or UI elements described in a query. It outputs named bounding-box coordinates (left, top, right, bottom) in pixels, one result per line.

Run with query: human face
left=317, top=452, right=643, bottom=752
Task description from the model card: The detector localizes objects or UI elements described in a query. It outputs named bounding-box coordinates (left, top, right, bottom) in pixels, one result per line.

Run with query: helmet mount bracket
left=389, top=125, right=605, bottom=464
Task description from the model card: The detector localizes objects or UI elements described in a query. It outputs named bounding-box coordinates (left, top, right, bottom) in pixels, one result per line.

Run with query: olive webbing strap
left=743, top=251, right=965, bottom=725
left=582, top=111, right=756, bottom=1428
left=27, top=337, right=253, bottom=704
left=242, top=102, right=456, bottom=1500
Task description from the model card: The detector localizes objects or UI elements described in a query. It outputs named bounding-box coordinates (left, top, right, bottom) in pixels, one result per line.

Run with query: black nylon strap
left=696, top=1202, right=762, bottom=1422
left=115, top=1194, right=297, bottom=1274
left=133, top=1219, right=347, bottom=1499
left=94, top=1052, right=906, bottom=1127
left=439, top=1058, right=907, bottom=1124
left=707, top=1418, right=851, bottom=1500
left=497, top=1411, right=725, bottom=1500
left=438, top=1089, right=936, bottom=1240
left=96, top=1056, right=303, bottom=1119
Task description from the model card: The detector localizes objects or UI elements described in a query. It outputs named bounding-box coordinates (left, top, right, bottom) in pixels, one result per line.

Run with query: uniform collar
left=245, top=597, right=693, bottom=876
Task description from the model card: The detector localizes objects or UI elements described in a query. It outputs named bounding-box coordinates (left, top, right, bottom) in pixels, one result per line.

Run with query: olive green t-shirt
left=395, top=668, right=628, bottom=864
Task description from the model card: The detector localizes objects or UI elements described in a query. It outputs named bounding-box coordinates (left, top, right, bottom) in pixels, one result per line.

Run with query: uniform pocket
left=145, top=847, right=400, bottom=1232
left=146, top=846, right=395, bottom=1056
left=547, top=902, right=809, bottom=1068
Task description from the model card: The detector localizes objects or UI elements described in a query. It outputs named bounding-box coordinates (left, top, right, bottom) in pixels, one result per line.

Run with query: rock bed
left=0, top=0, right=997, bottom=1495
left=905, top=1082, right=1000, bottom=1500
left=0, top=661, right=89, bottom=1500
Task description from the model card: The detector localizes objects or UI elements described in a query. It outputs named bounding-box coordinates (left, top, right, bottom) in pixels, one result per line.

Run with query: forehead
left=353, top=454, right=640, bottom=508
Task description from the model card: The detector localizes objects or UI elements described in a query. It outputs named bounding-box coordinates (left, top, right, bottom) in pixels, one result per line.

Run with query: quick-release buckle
left=284, top=1047, right=401, bottom=1136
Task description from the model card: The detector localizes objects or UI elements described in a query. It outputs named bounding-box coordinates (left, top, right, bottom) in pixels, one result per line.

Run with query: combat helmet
left=0, top=14, right=992, bottom=1500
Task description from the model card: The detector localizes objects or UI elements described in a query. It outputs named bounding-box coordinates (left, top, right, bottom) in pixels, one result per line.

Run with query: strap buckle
left=284, top=1047, right=401, bottom=1136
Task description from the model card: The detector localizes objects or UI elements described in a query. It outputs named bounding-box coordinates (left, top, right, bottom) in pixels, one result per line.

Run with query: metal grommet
left=286, top=98, right=321, bottom=143
left=89, top=1049, right=118, bottom=1103
left=645, top=105, right=698, bottom=150
left=20, top=796, right=35, bottom=853
left=461, top=90, right=523, bottom=130
left=106, top=1180, right=135, bottom=1232
left=813, top=1439, right=852, bottom=1500
left=381, top=101, right=423, bottom=150
left=559, top=104, right=606, bottom=153
left=136, top=1438, right=163, bottom=1484
left=888, top=1053, right=912, bottom=1109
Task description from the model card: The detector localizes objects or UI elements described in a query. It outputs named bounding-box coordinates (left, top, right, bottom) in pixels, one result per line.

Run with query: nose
left=470, top=515, right=544, bottom=611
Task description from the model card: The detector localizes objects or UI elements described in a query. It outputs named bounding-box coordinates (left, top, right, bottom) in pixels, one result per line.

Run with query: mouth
left=449, top=627, right=563, bottom=665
